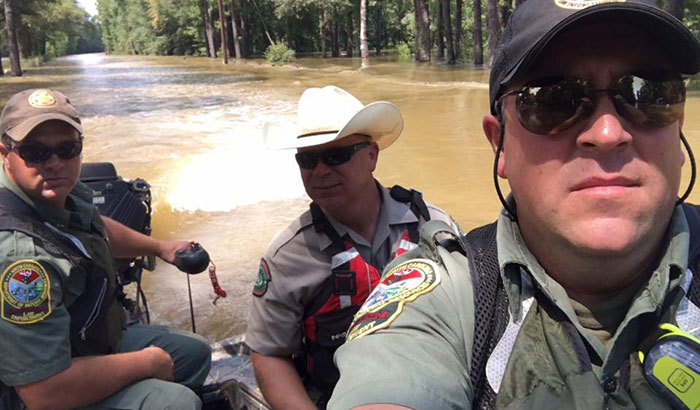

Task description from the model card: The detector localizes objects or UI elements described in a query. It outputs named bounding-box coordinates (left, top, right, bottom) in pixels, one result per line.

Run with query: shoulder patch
left=253, top=258, right=271, bottom=297
left=347, top=258, right=441, bottom=341
left=1, top=260, right=52, bottom=324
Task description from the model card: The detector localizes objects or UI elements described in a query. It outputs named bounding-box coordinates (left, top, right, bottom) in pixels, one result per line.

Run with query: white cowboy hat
left=263, top=86, right=403, bottom=150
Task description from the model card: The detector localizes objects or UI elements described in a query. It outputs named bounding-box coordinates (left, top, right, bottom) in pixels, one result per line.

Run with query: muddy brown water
left=1, top=53, right=698, bottom=342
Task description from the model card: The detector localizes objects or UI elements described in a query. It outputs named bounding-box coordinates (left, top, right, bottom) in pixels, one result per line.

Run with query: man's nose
left=576, top=95, right=633, bottom=152
left=41, top=152, right=64, bottom=169
left=311, top=158, right=333, bottom=174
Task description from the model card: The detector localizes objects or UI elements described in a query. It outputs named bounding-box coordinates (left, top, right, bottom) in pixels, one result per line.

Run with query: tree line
left=96, top=0, right=700, bottom=65
left=1, top=0, right=102, bottom=76
left=2, top=0, right=699, bottom=77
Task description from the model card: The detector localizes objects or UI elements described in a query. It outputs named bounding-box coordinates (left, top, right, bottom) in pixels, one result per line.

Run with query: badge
left=1, top=260, right=52, bottom=324
left=28, top=89, right=57, bottom=108
left=253, top=258, right=271, bottom=297
left=554, top=0, right=625, bottom=10
left=347, top=259, right=441, bottom=341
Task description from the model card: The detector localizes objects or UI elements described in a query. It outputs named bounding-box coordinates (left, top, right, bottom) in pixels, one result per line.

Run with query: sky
left=77, top=0, right=98, bottom=16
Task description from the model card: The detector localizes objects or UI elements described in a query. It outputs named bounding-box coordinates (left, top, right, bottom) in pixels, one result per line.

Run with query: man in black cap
left=329, top=1, right=700, bottom=409
left=0, top=89, right=211, bottom=410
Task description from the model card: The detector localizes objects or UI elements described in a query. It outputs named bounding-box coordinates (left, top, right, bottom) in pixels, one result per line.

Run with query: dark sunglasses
left=295, top=141, right=372, bottom=170
left=498, top=71, right=687, bottom=135
left=10, top=139, right=83, bottom=163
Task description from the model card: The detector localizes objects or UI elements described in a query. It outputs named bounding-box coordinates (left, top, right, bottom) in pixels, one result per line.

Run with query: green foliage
left=396, top=42, right=412, bottom=59
left=9, top=0, right=104, bottom=59
left=264, top=42, right=296, bottom=63
left=43, top=43, right=57, bottom=62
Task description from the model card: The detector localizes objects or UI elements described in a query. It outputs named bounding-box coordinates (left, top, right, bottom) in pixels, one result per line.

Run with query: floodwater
left=1, top=54, right=699, bottom=341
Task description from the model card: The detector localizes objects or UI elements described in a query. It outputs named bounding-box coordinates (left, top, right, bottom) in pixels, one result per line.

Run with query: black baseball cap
left=489, top=0, right=700, bottom=114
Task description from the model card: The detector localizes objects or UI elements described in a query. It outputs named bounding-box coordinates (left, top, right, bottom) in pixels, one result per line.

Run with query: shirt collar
left=496, top=196, right=690, bottom=320
left=0, top=167, right=95, bottom=231
left=317, top=183, right=418, bottom=252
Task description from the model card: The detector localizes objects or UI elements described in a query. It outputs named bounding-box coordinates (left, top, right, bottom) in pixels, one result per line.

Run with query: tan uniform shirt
left=245, top=184, right=457, bottom=355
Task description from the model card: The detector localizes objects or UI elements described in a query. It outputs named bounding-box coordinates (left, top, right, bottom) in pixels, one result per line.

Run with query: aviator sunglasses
left=295, top=141, right=372, bottom=170
left=9, top=138, right=83, bottom=163
left=498, top=71, right=687, bottom=135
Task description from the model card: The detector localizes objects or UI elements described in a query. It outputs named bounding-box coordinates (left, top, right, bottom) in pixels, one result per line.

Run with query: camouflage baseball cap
left=0, top=89, right=83, bottom=141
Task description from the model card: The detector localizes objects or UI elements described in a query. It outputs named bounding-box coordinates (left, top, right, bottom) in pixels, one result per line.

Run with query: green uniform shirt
left=328, top=205, right=693, bottom=410
left=0, top=169, right=120, bottom=388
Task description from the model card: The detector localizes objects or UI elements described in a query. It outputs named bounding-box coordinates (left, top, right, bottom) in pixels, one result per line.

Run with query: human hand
left=142, top=346, right=174, bottom=381
left=157, top=240, right=192, bottom=264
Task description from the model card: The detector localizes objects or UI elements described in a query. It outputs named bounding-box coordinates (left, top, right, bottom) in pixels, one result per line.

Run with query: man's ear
left=368, top=142, right=379, bottom=172
left=483, top=115, right=507, bottom=178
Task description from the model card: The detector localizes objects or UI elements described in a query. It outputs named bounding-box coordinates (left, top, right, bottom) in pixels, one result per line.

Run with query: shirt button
left=603, top=377, right=618, bottom=393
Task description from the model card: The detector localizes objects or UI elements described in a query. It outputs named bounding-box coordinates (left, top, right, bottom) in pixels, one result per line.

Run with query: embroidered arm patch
left=1, top=260, right=52, bottom=324
left=253, top=258, right=271, bottom=297
left=347, top=258, right=441, bottom=341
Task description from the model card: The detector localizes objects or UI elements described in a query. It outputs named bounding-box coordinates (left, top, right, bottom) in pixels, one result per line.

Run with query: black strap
left=0, top=188, right=84, bottom=267
left=681, top=203, right=700, bottom=307
left=310, top=202, right=346, bottom=254
left=463, top=222, right=509, bottom=410
left=389, top=185, right=430, bottom=222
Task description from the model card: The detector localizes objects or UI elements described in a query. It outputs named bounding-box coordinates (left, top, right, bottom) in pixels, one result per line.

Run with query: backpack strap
left=681, top=203, right=700, bottom=306
left=389, top=185, right=431, bottom=222
left=0, top=188, right=84, bottom=267
left=464, top=222, right=509, bottom=410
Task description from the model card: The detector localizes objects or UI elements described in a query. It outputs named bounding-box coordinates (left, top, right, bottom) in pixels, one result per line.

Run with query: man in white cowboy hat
left=245, top=86, right=458, bottom=409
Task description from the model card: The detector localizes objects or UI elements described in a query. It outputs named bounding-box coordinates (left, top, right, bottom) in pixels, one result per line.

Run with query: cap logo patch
left=554, top=0, right=625, bottom=9
left=346, top=259, right=440, bottom=341
left=28, top=90, right=57, bottom=108
left=1, top=260, right=52, bottom=324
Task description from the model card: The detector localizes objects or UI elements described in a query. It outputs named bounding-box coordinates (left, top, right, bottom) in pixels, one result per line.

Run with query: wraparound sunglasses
left=498, top=71, right=687, bottom=135
left=9, top=138, right=83, bottom=163
left=295, top=141, right=371, bottom=169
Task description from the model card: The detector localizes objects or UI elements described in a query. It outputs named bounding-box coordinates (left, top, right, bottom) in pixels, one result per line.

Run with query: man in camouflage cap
left=0, top=89, right=211, bottom=410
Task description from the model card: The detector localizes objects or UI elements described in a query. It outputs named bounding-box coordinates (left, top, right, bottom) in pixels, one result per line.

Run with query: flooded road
left=1, top=54, right=699, bottom=341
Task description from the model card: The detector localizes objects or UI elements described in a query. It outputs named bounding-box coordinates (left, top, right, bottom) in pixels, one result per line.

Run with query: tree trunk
left=199, top=0, right=217, bottom=57
left=501, top=0, right=512, bottom=29
left=346, top=12, right=354, bottom=57
left=320, top=10, right=327, bottom=57
left=229, top=0, right=242, bottom=58
left=414, top=0, right=431, bottom=62
left=437, top=1, right=444, bottom=60
left=240, top=0, right=250, bottom=57
left=473, top=0, right=483, bottom=65
left=374, top=5, right=382, bottom=56
left=4, top=0, right=22, bottom=76
left=455, top=0, right=463, bottom=61
left=332, top=17, right=340, bottom=57
left=487, top=0, right=500, bottom=66
left=665, top=0, right=684, bottom=20
left=360, top=0, right=369, bottom=67
left=217, top=0, right=228, bottom=63
left=0, top=47, right=4, bottom=76
left=442, top=0, right=455, bottom=64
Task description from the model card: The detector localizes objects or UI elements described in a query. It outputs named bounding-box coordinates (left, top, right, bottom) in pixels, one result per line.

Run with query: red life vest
left=300, top=185, right=430, bottom=397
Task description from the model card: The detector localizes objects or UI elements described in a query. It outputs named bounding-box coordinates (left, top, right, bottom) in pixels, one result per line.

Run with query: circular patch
left=347, top=258, right=441, bottom=341
left=28, top=89, right=58, bottom=108
left=253, top=258, right=271, bottom=297
left=1, top=260, right=52, bottom=324
left=554, top=0, right=625, bottom=10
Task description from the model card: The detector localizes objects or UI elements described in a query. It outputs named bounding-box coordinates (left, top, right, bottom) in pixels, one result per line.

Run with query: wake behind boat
left=80, top=161, right=271, bottom=410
